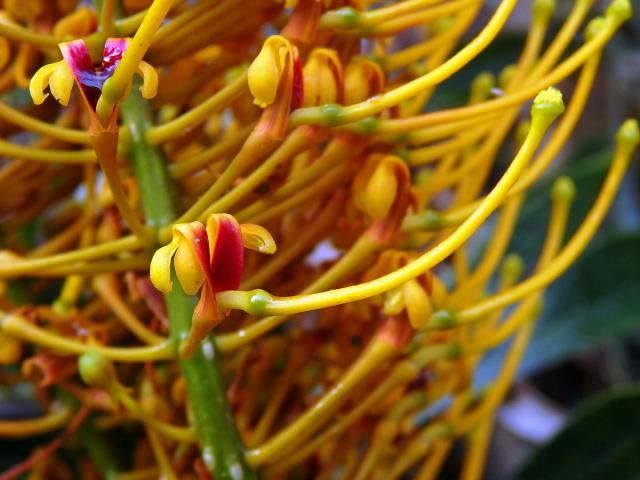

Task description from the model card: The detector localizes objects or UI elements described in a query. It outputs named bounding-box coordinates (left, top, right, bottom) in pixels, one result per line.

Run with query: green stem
left=79, top=420, right=119, bottom=480
left=120, top=83, right=256, bottom=478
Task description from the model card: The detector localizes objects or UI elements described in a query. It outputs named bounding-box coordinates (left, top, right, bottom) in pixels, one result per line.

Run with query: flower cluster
left=151, top=214, right=275, bottom=357
left=0, top=0, right=636, bottom=479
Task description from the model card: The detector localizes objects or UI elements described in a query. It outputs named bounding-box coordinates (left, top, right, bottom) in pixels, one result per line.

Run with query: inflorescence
left=0, top=0, right=637, bottom=479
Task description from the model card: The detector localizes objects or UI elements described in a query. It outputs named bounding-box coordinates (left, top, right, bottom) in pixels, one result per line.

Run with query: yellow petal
left=383, top=287, right=405, bottom=316
left=174, top=238, right=205, bottom=296
left=248, top=39, right=283, bottom=108
left=136, top=61, right=158, bottom=99
left=240, top=224, right=277, bottom=254
left=430, top=274, right=449, bottom=309
left=149, top=239, right=179, bottom=292
left=303, top=48, right=342, bottom=106
left=29, top=61, right=60, bottom=105
left=403, top=279, right=432, bottom=330
left=48, top=62, right=74, bottom=106
left=365, top=159, right=398, bottom=219
left=344, top=59, right=384, bottom=105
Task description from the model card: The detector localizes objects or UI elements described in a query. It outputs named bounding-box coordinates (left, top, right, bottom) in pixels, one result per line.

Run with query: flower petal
left=248, top=39, right=282, bottom=108
left=48, top=61, right=74, bottom=106
left=403, top=279, right=432, bottom=330
left=240, top=223, right=277, bottom=254
left=136, top=60, right=158, bottom=99
left=149, top=238, right=179, bottom=292
left=60, top=38, right=129, bottom=112
left=173, top=223, right=207, bottom=296
left=60, top=39, right=102, bottom=110
left=29, top=61, right=60, bottom=105
left=206, top=214, right=244, bottom=292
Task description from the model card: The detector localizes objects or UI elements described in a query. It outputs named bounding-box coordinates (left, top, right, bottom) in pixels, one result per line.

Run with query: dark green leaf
left=518, top=232, right=640, bottom=375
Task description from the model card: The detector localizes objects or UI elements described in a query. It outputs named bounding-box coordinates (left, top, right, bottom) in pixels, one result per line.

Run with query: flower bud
left=78, top=351, right=117, bottom=390
left=344, top=59, right=384, bottom=105
left=303, top=48, right=343, bottom=106
left=248, top=37, right=286, bottom=108
left=364, top=158, right=398, bottom=219
left=403, top=279, right=432, bottom=330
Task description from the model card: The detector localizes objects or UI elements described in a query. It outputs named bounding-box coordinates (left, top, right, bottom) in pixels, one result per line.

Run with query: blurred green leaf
left=476, top=148, right=638, bottom=383
left=518, top=231, right=640, bottom=376
left=511, top=146, right=612, bottom=259
left=514, top=387, right=640, bottom=480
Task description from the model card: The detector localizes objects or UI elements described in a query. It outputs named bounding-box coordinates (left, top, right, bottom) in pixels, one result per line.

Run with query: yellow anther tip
left=533, top=0, right=556, bottom=19
left=471, top=72, right=495, bottom=97
left=606, top=0, right=632, bottom=22
left=532, top=87, right=565, bottom=120
left=501, top=253, right=525, bottom=281
left=584, top=17, right=605, bottom=41
left=551, top=176, right=577, bottom=202
left=615, top=119, right=640, bottom=147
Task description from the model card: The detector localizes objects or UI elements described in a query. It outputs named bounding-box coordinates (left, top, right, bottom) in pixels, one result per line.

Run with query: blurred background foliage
left=425, top=0, right=640, bottom=477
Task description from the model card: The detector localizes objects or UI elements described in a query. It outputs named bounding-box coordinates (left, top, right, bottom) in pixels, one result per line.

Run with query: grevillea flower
left=30, top=38, right=157, bottom=130
left=344, top=58, right=385, bottom=105
left=150, top=214, right=276, bottom=357
left=353, top=154, right=414, bottom=245
left=302, top=48, right=343, bottom=107
left=248, top=35, right=303, bottom=139
left=363, top=250, right=435, bottom=330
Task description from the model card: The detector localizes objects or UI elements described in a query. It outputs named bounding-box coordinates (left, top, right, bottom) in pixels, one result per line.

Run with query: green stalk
left=120, top=83, right=256, bottom=478
left=79, top=421, right=119, bottom=480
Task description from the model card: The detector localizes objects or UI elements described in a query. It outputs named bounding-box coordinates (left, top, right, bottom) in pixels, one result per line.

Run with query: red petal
left=102, top=38, right=129, bottom=69
left=181, top=221, right=214, bottom=286
left=59, top=38, right=129, bottom=111
left=208, top=215, right=244, bottom=292
left=291, top=53, right=304, bottom=110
